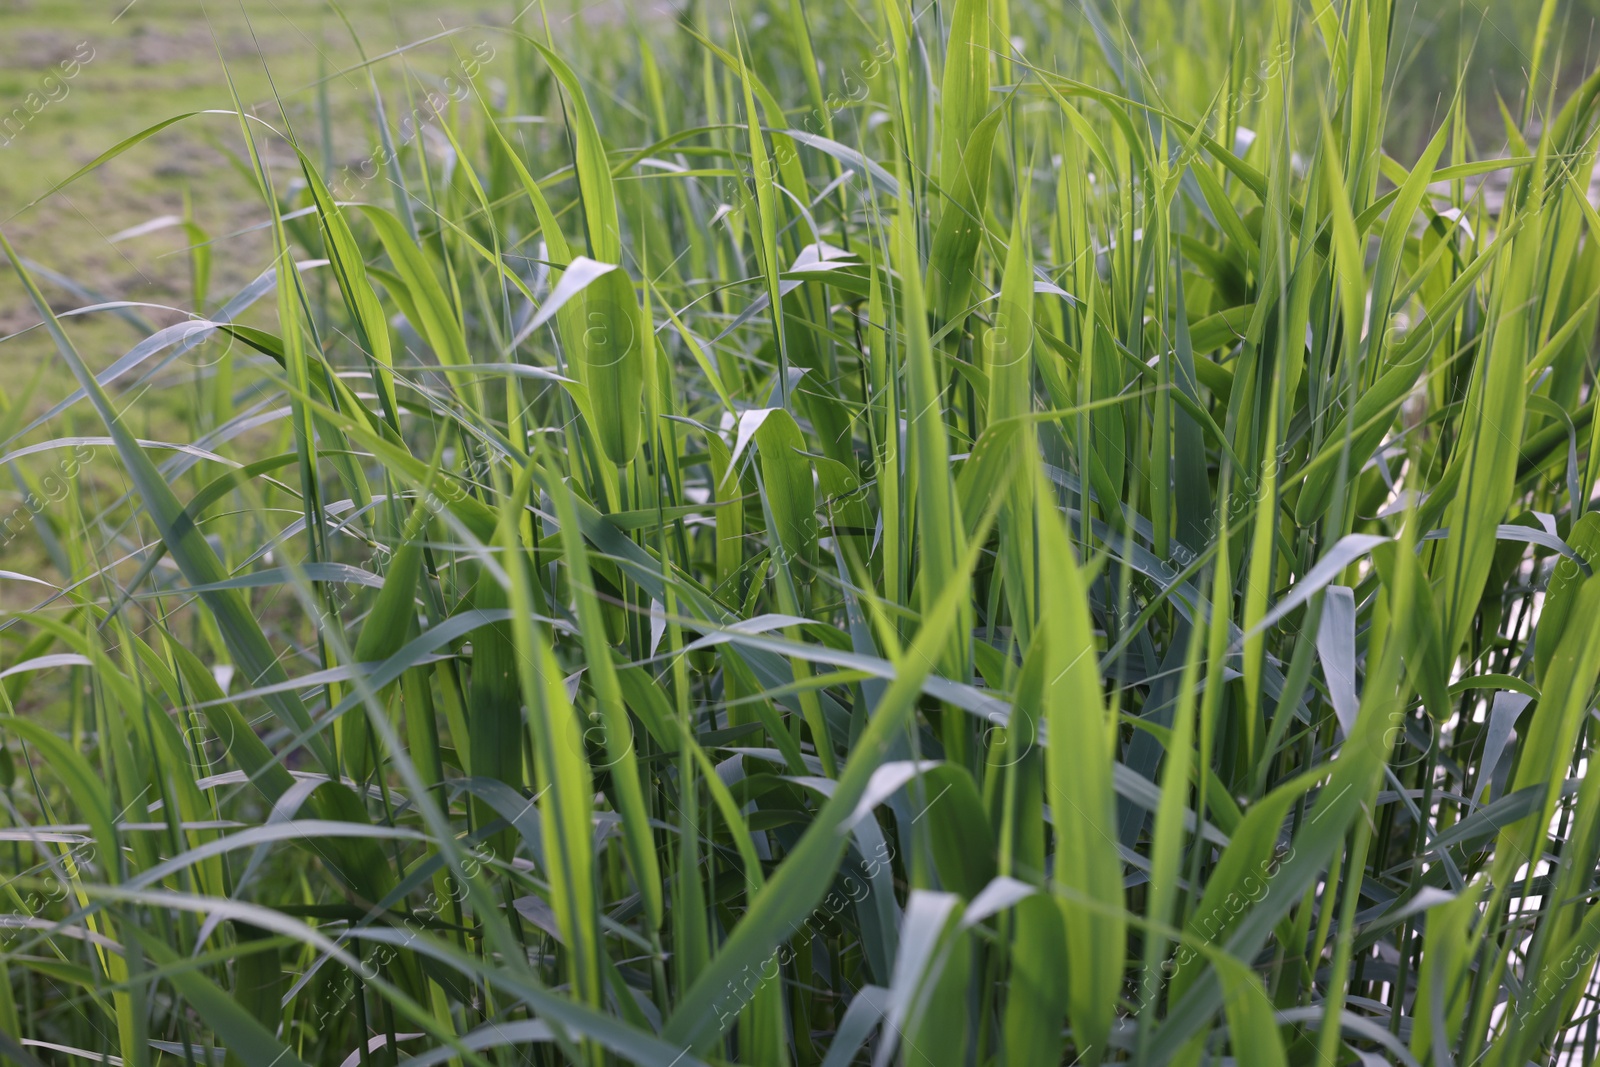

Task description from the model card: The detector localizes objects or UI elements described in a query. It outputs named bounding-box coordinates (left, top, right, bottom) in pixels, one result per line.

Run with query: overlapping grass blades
left=4, top=0, right=1600, bottom=1064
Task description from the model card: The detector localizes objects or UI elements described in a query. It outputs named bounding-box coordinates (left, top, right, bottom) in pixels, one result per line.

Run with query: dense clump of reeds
left=4, top=0, right=1600, bottom=1064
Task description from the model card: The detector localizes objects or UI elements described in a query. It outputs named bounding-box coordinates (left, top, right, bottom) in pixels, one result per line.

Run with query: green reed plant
left=3, top=0, right=1600, bottom=1064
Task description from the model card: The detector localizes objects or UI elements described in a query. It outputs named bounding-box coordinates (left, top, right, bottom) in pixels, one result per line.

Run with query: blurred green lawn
left=0, top=1, right=509, bottom=331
